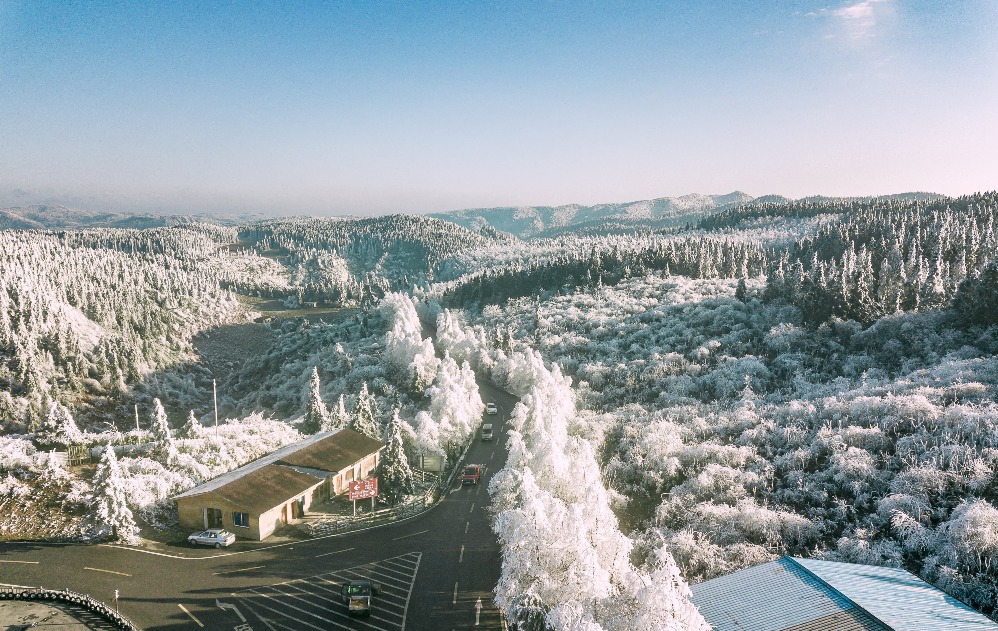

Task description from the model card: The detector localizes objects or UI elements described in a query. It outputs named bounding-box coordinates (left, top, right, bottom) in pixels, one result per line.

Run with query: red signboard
left=348, top=478, right=378, bottom=501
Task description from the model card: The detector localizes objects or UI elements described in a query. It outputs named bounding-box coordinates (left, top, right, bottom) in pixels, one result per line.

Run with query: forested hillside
left=425, top=191, right=998, bottom=618
left=2, top=192, right=998, bottom=625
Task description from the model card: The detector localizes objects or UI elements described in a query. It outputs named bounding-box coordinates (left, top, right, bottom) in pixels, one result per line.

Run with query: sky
left=1, top=1, right=996, bottom=216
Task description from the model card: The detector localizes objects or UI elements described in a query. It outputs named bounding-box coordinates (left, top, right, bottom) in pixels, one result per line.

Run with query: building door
left=206, top=508, right=222, bottom=528
left=296, top=496, right=305, bottom=518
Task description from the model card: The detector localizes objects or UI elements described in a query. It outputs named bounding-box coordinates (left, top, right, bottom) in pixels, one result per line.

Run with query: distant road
left=1, top=380, right=513, bottom=631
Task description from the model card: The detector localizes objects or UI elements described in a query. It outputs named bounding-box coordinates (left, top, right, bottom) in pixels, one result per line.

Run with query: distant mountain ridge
left=430, top=192, right=754, bottom=239
left=0, top=204, right=257, bottom=230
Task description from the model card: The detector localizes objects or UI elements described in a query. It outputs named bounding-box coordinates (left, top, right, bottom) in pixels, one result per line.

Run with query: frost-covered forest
left=3, top=192, right=998, bottom=626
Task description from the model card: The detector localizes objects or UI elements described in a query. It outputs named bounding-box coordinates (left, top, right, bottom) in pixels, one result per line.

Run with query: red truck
left=462, top=464, right=483, bottom=485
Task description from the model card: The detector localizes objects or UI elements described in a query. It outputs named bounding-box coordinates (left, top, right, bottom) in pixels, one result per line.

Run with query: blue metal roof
left=690, top=557, right=885, bottom=631
left=793, top=557, right=998, bottom=631
left=690, top=557, right=998, bottom=631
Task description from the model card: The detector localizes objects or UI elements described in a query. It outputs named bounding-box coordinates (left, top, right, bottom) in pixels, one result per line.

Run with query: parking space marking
left=177, top=603, right=204, bottom=628
left=235, top=552, right=420, bottom=631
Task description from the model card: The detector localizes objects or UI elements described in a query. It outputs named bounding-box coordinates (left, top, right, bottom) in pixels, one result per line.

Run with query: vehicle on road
left=481, top=424, right=493, bottom=441
left=341, top=579, right=381, bottom=617
left=485, top=402, right=498, bottom=415
left=462, top=464, right=483, bottom=484
left=187, top=529, right=236, bottom=548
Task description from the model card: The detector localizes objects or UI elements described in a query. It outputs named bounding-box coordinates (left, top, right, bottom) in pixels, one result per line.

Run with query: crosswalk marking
left=235, top=552, right=421, bottom=631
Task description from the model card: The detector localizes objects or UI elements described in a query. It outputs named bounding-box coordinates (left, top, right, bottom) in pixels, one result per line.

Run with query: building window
left=233, top=512, right=250, bottom=528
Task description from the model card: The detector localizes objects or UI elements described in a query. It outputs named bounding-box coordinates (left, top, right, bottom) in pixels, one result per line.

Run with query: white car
left=188, top=528, right=236, bottom=548
left=485, top=402, right=498, bottom=415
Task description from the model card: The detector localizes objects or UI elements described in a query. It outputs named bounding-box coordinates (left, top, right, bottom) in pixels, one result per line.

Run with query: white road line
left=459, top=545, right=465, bottom=563
left=331, top=570, right=411, bottom=597
left=0, top=560, right=39, bottom=564
left=453, top=581, right=458, bottom=605
left=83, top=566, right=131, bottom=577
left=313, top=576, right=406, bottom=612
left=470, top=502, right=475, bottom=513
left=490, top=450, right=495, bottom=460
left=241, top=591, right=336, bottom=631
left=178, top=603, right=204, bottom=628
left=268, top=583, right=399, bottom=629
left=399, top=552, right=421, bottom=631
left=379, top=556, right=420, bottom=572
left=316, top=547, right=354, bottom=558
left=213, top=565, right=264, bottom=575
left=465, top=521, right=469, bottom=534
left=392, top=529, right=428, bottom=540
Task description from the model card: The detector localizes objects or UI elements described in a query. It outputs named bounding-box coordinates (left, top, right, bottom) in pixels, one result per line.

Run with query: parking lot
left=234, top=552, right=421, bottom=631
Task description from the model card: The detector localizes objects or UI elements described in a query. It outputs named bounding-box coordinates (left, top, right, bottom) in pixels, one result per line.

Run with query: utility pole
left=134, top=404, right=139, bottom=432
left=213, top=378, right=219, bottom=436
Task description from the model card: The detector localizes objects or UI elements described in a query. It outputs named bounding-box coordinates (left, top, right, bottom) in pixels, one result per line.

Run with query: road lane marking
left=316, top=547, right=354, bottom=558
left=400, top=552, right=421, bottom=631
left=178, top=603, right=204, bottom=628
left=453, top=582, right=458, bottom=604
left=459, top=545, right=465, bottom=563
left=470, top=502, right=475, bottom=513
left=490, top=450, right=495, bottom=460
left=392, top=529, right=428, bottom=541
left=465, top=521, right=469, bottom=534
left=0, top=560, right=39, bottom=564
left=213, top=565, right=265, bottom=575
left=84, top=567, right=131, bottom=577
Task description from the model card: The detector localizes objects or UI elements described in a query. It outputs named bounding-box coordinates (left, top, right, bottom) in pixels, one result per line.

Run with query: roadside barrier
left=0, top=586, right=140, bottom=630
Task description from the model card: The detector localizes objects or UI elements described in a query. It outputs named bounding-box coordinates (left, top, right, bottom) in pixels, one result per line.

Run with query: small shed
left=690, top=556, right=998, bottom=631
left=173, top=428, right=383, bottom=540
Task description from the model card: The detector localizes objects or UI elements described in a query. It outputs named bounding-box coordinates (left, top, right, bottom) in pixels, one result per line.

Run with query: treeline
left=438, top=235, right=767, bottom=308
left=239, top=215, right=498, bottom=301
left=763, top=193, right=998, bottom=325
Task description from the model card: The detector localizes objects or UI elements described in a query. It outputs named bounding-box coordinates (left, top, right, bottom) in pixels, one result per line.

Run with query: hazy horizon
left=2, top=1, right=996, bottom=216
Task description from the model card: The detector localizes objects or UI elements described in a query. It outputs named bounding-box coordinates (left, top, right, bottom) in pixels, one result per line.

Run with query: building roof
left=277, top=428, right=383, bottom=472
left=207, top=464, right=324, bottom=514
left=793, top=557, right=998, bottom=631
left=691, top=557, right=887, bottom=631
left=690, top=557, right=998, bottom=631
left=173, top=428, right=382, bottom=503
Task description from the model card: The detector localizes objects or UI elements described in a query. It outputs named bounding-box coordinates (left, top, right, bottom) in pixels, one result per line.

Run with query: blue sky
left=1, top=1, right=996, bottom=215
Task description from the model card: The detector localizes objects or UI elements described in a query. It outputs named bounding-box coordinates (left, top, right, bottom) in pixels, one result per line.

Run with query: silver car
left=485, top=402, right=498, bottom=415
left=187, top=528, right=236, bottom=548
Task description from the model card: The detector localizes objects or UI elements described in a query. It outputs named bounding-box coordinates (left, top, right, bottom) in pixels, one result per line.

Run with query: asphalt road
left=0, top=380, right=515, bottom=631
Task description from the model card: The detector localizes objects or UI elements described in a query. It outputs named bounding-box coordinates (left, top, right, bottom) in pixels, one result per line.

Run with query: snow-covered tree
left=35, top=401, right=83, bottom=446
left=324, top=394, right=350, bottom=432
left=378, top=409, right=414, bottom=505
left=149, top=398, right=178, bottom=467
left=351, top=382, right=381, bottom=440
left=179, top=410, right=206, bottom=439
left=301, top=367, right=330, bottom=435
left=90, top=446, right=138, bottom=544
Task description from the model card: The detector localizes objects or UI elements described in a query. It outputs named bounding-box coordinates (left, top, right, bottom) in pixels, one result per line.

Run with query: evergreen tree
left=36, top=401, right=83, bottom=446
left=351, top=382, right=381, bottom=440
left=90, top=446, right=138, bottom=544
left=149, top=398, right=178, bottom=467
left=179, top=410, right=206, bottom=439
left=324, top=394, right=350, bottom=432
left=301, top=367, right=330, bottom=434
left=378, top=409, right=414, bottom=506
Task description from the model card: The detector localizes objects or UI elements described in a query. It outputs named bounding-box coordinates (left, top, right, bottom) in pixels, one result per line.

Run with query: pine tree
left=91, top=446, right=138, bottom=544
left=149, top=398, right=178, bottom=467
left=180, top=410, right=206, bottom=439
left=351, top=382, right=381, bottom=440
left=378, top=409, right=414, bottom=506
left=36, top=401, right=83, bottom=446
left=301, top=367, right=330, bottom=434
left=324, top=394, right=350, bottom=432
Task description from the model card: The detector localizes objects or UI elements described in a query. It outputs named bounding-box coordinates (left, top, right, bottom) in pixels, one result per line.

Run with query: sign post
left=348, top=478, right=378, bottom=516
left=114, top=589, right=119, bottom=613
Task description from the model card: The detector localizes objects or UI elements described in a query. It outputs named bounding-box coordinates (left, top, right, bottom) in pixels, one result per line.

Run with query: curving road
left=0, top=379, right=515, bottom=631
